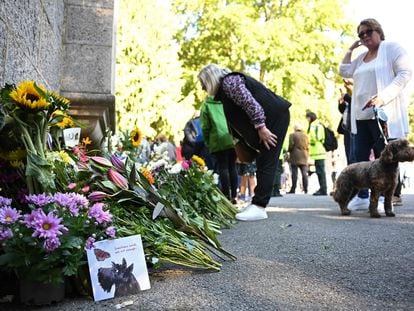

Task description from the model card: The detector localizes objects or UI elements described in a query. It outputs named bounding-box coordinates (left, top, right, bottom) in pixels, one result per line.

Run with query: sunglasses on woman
left=358, top=29, right=374, bottom=39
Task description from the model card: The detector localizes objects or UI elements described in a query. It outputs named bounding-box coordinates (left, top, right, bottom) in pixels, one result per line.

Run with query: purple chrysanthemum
left=22, top=208, right=43, bottom=229
left=0, top=226, right=13, bottom=241
left=31, top=210, right=68, bottom=239
left=88, top=203, right=112, bottom=224
left=105, top=226, right=116, bottom=238
left=0, top=196, right=12, bottom=208
left=43, top=237, right=61, bottom=252
left=69, top=193, right=89, bottom=210
left=85, top=236, right=96, bottom=250
left=52, top=192, right=79, bottom=216
left=0, top=206, right=21, bottom=224
left=25, top=193, right=53, bottom=207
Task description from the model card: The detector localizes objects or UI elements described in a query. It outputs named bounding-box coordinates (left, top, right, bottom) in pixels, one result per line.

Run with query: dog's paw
left=341, top=209, right=351, bottom=216
left=385, top=211, right=395, bottom=217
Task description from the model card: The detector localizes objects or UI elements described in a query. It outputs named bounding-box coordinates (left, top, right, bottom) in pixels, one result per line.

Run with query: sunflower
left=49, top=91, right=70, bottom=110
left=141, top=167, right=154, bottom=184
left=191, top=155, right=205, bottom=167
left=130, top=127, right=143, bottom=147
left=9, top=81, right=50, bottom=111
left=51, top=110, right=74, bottom=128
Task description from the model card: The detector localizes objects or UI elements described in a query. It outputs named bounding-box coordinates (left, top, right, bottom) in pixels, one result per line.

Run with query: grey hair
left=198, top=64, right=231, bottom=96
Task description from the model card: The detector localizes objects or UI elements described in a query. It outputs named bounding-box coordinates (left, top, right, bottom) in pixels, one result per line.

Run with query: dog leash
left=373, top=106, right=388, bottom=145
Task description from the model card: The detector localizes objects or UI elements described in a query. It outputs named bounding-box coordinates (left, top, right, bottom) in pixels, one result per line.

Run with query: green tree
left=116, top=0, right=194, bottom=142
left=173, top=0, right=355, bottom=128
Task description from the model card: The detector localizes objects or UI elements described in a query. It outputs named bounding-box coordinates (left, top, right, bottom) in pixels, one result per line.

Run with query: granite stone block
left=61, top=43, right=112, bottom=94
left=65, top=5, right=113, bottom=45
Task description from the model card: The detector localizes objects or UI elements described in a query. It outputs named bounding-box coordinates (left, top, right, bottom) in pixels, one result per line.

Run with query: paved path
left=3, top=194, right=414, bottom=310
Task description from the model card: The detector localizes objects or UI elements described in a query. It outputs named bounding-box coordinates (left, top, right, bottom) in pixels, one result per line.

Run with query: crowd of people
left=125, top=18, right=412, bottom=222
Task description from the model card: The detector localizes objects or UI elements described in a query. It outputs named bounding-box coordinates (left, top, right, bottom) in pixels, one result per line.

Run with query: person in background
left=272, top=138, right=289, bottom=197
left=236, top=159, right=257, bottom=202
left=181, top=115, right=203, bottom=160
left=339, top=18, right=412, bottom=209
left=137, top=137, right=152, bottom=164
left=200, top=96, right=238, bottom=203
left=287, top=124, right=309, bottom=194
left=306, top=111, right=327, bottom=196
left=198, top=64, right=291, bottom=221
left=181, top=114, right=215, bottom=170
left=154, top=134, right=176, bottom=163
left=114, top=142, right=126, bottom=160
left=337, top=79, right=355, bottom=165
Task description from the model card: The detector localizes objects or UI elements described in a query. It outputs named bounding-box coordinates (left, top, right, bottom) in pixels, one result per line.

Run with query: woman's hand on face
left=350, top=40, right=362, bottom=50
left=258, top=126, right=278, bottom=150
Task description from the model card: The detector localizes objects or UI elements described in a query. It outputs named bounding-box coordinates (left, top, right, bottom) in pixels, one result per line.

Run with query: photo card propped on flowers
left=63, top=127, right=81, bottom=147
left=86, top=234, right=151, bottom=301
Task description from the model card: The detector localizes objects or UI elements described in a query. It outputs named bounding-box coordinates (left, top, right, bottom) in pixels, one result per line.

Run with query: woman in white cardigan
left=339, top=18, right=412, bottom=210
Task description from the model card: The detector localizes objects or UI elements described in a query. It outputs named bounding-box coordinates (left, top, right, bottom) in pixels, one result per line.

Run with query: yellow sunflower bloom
left=141, top=168, right=154, bottom=184
left=131, top=127, right=143, bottom=147
left=9, top=81, right=50, bottom=110
left=50, top=91, right=70, bottom=109
left=56, top=116, right=74, bottom=129
left=191, top=155, right=205, bottom=167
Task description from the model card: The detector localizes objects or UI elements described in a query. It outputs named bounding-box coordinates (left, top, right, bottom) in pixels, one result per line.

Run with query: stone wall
left=0, top=0, right=116, bottom=144
left=0, top=0, right=65, bottom=90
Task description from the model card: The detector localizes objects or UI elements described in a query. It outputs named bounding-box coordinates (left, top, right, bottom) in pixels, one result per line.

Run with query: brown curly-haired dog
left=333, top=139, right=414, bottom=218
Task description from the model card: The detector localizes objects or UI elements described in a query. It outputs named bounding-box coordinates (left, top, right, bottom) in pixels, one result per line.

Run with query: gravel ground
left=2, top=193, right=414, bottom=310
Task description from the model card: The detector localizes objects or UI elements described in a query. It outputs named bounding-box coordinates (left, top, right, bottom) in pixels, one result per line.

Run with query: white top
left=339, top=41, right=412, bottom=138
left=353, top=59, right=377, bottom=121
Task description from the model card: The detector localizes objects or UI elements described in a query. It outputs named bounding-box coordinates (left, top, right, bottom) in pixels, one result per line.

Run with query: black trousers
left=252, top=109, right=290, bottom=207
left=213, top=148, right=238, bottom=200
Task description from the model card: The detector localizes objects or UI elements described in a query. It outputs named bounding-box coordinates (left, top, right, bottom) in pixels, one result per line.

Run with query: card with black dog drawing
left=86, top=234, right=151, bottom=301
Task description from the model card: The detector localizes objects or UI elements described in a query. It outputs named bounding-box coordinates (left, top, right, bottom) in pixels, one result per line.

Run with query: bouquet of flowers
left=0, top=81, right=78, bottom=194
left=0, top=192, right=116, bottom=284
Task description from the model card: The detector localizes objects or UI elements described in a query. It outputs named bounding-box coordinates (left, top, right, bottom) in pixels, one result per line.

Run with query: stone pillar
left=60, top=0, right=116, bottom=147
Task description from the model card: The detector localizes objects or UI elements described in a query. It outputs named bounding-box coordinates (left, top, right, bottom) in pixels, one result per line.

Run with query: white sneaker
left=347, top=196, right=369, bottom=211
left=235, top=204, right=268, bottom=221
left=377, top=196, right=384, bottom=213
left=377, top=196, right=394, bottom=213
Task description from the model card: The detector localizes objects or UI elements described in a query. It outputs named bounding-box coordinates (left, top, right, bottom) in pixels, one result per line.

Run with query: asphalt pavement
left=3, top=193, right=414, bottom=310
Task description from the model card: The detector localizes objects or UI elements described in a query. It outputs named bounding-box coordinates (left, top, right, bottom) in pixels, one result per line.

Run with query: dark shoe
left=313, top=191, right=327, bottom=196
left=273, top=193, right=283, bottom=197
left=287, top=190, right=295, bottom=194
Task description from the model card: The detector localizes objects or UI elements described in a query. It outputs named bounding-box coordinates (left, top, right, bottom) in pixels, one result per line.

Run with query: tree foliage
left=172, top=0, right=355, bottom=128
left=116, top=0, right=194, bottom=141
